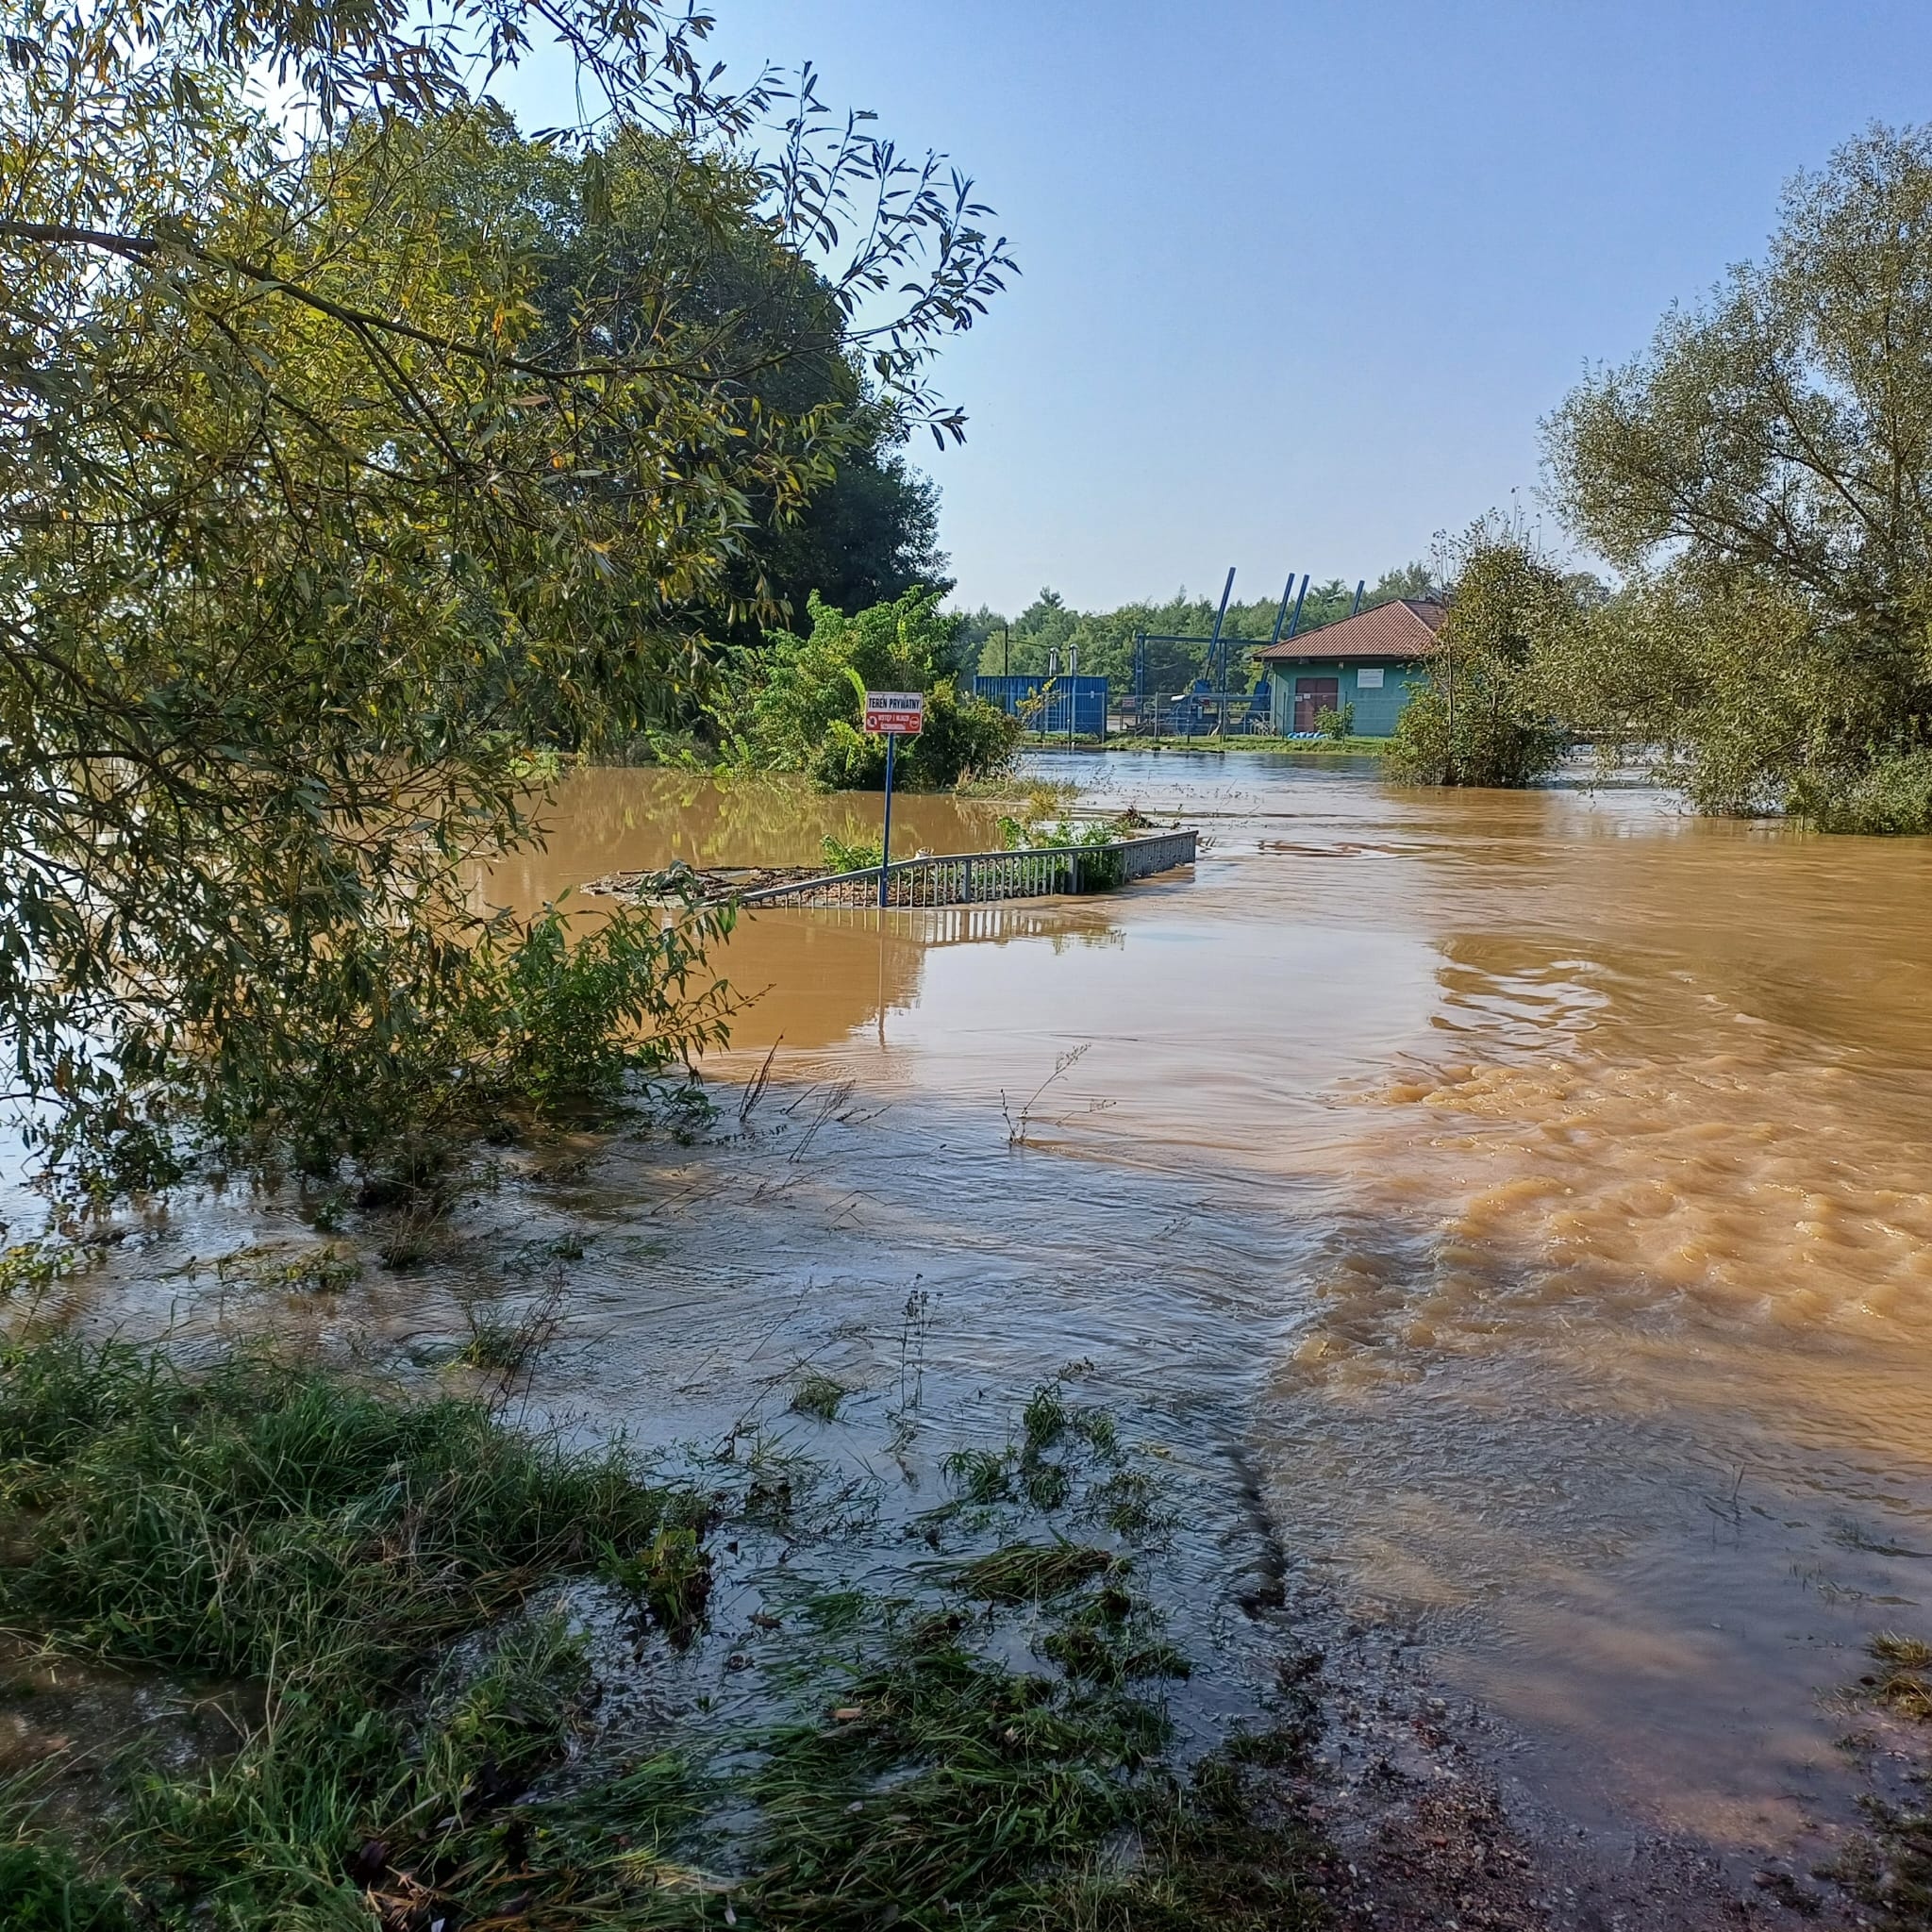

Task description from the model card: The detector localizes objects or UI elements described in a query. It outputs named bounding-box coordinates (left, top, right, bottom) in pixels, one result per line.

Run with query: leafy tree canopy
left=716, top=588, right=1019, bottom=791
left=1386, top=530, right=1571, bottom=790
left=0, top=0, right=1010, bottom=1191
left=1544, top=123, right=1932, bottom=829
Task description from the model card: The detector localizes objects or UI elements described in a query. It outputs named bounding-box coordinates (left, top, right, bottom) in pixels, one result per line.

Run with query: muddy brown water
left=24, top=753, right=1932, bottom=1907
left=491, top=758, right=1932, bottom=1851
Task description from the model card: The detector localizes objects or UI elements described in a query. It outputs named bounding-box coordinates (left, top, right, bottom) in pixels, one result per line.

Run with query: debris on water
left=585, top=864, right=822, bottom=905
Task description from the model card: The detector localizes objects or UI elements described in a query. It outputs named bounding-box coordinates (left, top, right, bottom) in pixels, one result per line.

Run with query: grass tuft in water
left=953, top=1541, right=1118, bottom=1605
left=1826, top=1630, right=1932, bottom=1927
left=597, top=1524, right=713, bottom=1645
left=791, top=1371, right=847, bottom=1424
left=1870, top=1633, right=1932, bottom=1722
left=941, top=1382, right=1139, bottom=1528
left=738, top=1567, right=1321, bottom=1931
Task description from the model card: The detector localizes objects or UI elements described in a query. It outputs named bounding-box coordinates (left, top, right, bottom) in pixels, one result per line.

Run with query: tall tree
left=0, top=0, right=1011, bottom=1187
left=1545, top=123, right=1932, bottom=828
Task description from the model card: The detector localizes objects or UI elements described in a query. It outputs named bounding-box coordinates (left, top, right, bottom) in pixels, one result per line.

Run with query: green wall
left=1266, top=660, right=1424, bottom=737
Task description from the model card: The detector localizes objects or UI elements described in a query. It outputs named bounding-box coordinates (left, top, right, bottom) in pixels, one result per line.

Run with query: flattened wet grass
left=952, top=1541, right=1118, bottom=1604
left=0, top=1342, right=1338, bottom=1931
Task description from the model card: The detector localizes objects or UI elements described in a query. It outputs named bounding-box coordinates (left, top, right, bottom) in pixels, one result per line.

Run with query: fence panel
left=737, top=830, right=1197, bottom=910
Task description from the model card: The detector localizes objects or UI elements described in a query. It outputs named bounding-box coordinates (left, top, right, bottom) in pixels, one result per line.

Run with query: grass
left=739, top=1570, right=1323, bottom=1931
left=954, top=775, right=1081, bottom=817
left=0, top=1339, right=706, bottom=1928
left=952, top=1541, right=1118, bottom=1604
left=0, top=1343, right=1335, bottom=1932
left=790, top=1371, right=847, bottom=1423
left=941, top=1380, right=1138, bottom=1521
left=0, top=1840, right=133, bottom=1932
left=1827, top=1631, right=1932, bottom=1927
left=1870, top=1632, right=1932, bottom=1722
left=457, top=1283, right=569, bottom=1395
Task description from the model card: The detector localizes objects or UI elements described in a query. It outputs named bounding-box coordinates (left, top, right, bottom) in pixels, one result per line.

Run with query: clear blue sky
left=508, top=0, right=1932, bottom=614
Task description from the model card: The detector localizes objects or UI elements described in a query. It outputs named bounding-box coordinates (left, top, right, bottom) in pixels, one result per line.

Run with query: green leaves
left=718, top=587, right=1019, bottom=791
left=1385, top=533, right=1570, bottom=791
left=0, top=0, right=1010, bottom=1190
left=1543, top=123, right=1932, bottom=826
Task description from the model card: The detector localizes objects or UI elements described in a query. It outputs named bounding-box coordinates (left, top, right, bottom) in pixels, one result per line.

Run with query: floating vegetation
left=790, top=1370, right=848, bottom=1423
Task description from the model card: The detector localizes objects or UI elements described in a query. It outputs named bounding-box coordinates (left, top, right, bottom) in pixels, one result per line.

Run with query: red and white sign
left=863, top=691, right=924, bottom=735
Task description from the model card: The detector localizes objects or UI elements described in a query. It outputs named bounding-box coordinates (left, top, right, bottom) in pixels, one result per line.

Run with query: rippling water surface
left=488, top=753, right=1932, bottom=1852
left=50, top=752, right=1932, bottom=1880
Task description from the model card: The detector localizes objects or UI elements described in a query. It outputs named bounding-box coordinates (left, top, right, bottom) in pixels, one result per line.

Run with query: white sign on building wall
left=1357, top=668, right=1385, bottom=688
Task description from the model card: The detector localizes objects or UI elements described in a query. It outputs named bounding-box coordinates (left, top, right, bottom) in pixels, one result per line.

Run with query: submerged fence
left=739, top=829, right=1197, bottom=910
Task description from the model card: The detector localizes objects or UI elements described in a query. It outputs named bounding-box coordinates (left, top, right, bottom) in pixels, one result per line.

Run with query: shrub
left=1387, top=677, right=1566, bottom=788
left=1790, top=747, right=1932, bottom=835
left=822, top=834, right=884, bottom=874
left=719, top=587, right=1020, bottom=791
left=996, top=814, right=1137, bottom=891
left=1313, top=702, right=1355, bottom=741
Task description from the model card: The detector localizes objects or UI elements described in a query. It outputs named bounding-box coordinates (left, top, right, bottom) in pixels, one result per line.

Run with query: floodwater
left=479, top=756, right=1932, bottom=1869
left=33, top=752, right=1932, bottom=1905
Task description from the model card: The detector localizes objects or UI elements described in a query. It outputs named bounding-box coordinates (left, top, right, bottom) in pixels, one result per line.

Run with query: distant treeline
left=952, top=565, right=1437, bottom=694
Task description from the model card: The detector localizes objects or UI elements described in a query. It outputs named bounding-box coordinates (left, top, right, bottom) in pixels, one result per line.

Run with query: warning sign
left=863, top=691, right=924, bottom=735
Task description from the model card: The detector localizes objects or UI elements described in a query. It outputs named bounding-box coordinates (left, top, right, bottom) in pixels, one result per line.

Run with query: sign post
left=862, top=691, right=924, bottom=908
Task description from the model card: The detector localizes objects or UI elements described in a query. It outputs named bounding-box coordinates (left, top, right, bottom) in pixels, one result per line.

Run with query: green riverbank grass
left=0, top=1342, right=1334, bottom=1930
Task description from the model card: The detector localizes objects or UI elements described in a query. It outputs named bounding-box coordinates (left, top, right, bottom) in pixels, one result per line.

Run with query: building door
left=1292, top=675, right=1340, bottom=733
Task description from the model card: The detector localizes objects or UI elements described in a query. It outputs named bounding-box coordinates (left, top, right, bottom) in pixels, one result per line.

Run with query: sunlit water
left=491, top=756, right=1932, bottom=1855
left=29, top=753, right=1932, bottom=1890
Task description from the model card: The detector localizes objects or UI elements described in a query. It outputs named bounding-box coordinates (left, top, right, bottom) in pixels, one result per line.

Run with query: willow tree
left=1545, top=124, right=1932, bottom=829
left=1384, top=533, right=1569, bottom=789
left=0, top=0, right=1011, bottom=1191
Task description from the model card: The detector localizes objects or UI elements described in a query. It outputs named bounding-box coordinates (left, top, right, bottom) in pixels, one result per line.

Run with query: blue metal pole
left=1208, top=566, right=1235, bottom=691
left=879, top=732, right=895, bottom=910
left=1349, top=579, right=1365, bottom=618
left=1270, top=575, right=1294, bottom=646
left=1286, top=573, right=1310, bottom=639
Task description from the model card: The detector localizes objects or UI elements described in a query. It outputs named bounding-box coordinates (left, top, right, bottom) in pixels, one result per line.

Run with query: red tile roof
left=1256, top=597, right=1445, bottom=663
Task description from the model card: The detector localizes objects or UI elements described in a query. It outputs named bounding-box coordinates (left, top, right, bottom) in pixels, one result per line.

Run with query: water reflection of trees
left=721, top=906, right=1125, bottom=1051
left=478, top=769, right=1015, bottom=918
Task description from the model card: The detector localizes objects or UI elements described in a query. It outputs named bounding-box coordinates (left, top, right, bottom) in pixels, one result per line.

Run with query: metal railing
left=738, top=829, right=1197, bottom=910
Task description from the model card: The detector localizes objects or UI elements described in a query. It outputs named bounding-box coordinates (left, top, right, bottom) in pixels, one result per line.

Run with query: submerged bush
left=996, top=814, right=1139, bottom=891
left=1385, top=537, right=1570, bottom=790
left=822, top=834, right=884, bottom=874
left=718, top=587, right=1020, bottom=791
left=1790, top=748, right=1932, bottom=835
